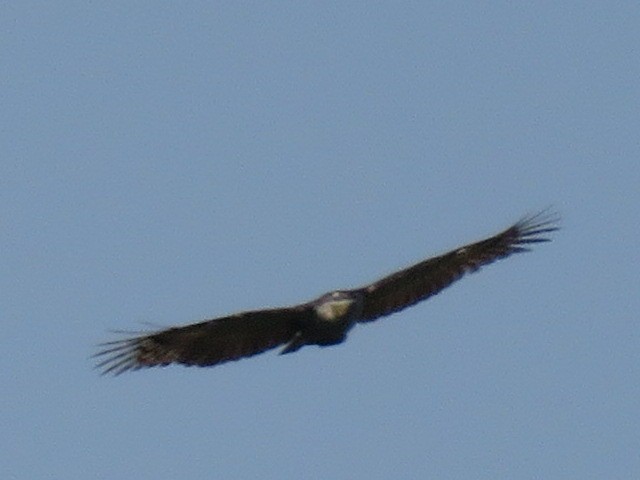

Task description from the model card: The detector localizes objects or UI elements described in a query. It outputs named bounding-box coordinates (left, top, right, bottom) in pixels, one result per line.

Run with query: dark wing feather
left=356, top=210, right=558, bottom=323
left=95, top=306, right=310, bottom=375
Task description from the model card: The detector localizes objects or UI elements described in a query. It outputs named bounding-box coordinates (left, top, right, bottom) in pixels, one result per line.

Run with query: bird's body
left=281, top=290, right=365, bottom=354
left=96, top=211, right=558, bottom=375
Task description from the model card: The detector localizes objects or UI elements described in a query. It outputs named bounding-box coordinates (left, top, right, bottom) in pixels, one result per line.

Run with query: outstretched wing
left=356, top=211, right=558, bottom=323
left=95, top=306, right=311, bottom=375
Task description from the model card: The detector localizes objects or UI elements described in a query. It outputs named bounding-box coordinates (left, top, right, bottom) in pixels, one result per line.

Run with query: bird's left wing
left=95, top=305, right=311, bottom=374
left=355, top=211, right=558, bottom=323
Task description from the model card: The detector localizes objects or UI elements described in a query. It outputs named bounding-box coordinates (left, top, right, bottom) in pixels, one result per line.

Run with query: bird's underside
left=95, top=210, right=558, bottom=375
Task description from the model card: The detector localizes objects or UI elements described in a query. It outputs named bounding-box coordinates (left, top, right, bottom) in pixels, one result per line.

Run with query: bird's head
left=314, top=291, right=359, bottom=321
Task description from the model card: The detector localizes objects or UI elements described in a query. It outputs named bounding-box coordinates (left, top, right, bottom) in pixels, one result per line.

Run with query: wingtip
left=518, top=207, right=561, bottom=230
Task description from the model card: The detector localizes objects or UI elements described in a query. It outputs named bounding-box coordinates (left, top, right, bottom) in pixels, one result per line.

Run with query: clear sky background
left=2, top=3, right=639, bottom=479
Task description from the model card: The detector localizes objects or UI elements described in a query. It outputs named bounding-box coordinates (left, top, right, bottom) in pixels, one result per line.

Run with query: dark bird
left=96, top=210, right=558, bottom=375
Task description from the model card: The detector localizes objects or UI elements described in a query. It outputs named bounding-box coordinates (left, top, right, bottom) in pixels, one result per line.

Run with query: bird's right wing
left=95, top=305, right=311, bottom=375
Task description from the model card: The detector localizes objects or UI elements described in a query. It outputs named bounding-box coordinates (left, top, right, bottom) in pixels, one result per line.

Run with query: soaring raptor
left=96, top=211, right=558, bottom=375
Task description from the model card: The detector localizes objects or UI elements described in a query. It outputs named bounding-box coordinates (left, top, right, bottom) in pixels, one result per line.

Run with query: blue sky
left=2, top=2, right=639, bottom=479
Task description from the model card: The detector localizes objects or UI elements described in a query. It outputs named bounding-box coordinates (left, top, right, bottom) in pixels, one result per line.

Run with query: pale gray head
left=314, top=290, right=362, bottom=322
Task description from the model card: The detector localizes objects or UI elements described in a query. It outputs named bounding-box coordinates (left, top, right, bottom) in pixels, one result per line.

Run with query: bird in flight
left=96, top=210, right=558, bottom=375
